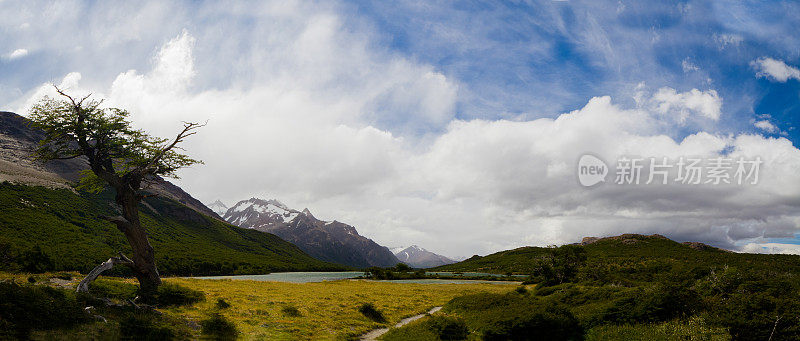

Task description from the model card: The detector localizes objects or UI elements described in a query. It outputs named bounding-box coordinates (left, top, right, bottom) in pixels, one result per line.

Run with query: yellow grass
left=163, top=278, right=516, bottom=340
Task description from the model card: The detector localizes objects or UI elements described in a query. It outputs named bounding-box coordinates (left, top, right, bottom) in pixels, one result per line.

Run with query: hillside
left=0, top=182, right=345, bottom=276
left=223, top=198, right=400, bottom=268
left=434, top=234, right=800, bottom=277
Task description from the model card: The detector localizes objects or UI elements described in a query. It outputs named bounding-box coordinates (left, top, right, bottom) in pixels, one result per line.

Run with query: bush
left=119, top=312, right=175, bottom=340
left=428, top=316, right=469, bottom=340
left=216, top=298, right=231, bottom=309
left=0, top=281, right=88, bottom=338
left=515, top=286, right=528, bottom=295
left=201, top=313, right=238, bottom=340
left=359, top=303, right=386, bottom=323
left=282, top=305, right=302, bottom=317
left=153, top=282, right=205, bottom=307
left=19, top=246, right=54, bottom=273
left=480, top=304, right=582, bottom=341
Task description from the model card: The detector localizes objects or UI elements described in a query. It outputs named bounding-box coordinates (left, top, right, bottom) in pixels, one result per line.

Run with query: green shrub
left=119, top=312, right=175, bottom=340
left=480, top=304, right=582, bottom=341
left=515, top=286, right=528, bottom=295
left=153, top=282, right=205, bottom=307
left=282, top=305, right=302, bottom=317
left=358, top=303, right=386, bottom=323
left=201, top=313, right=238, bottom=340
left=0, top=281, right=88, bottom=338
left=216, top=298, right=231, bottom=309
left=428, top=316, right=469, bottom=340
left=19, top=246, right=54, bottom=273
left=53, top=272, right=74, bottom=280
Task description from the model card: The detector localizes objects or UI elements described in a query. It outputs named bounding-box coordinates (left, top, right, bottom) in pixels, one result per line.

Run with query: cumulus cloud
left=754, top=120, right=777, bottom=133
left=10, top=2, right=800, bottom=257
left=4, top=48, right=28, bottom=60
left=751, top=57, right=800, bottom=82
left=651, top=87, right=722, bottom=121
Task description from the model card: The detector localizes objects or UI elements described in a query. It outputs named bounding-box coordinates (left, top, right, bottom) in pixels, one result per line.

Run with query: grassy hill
left=435, top=234, right=800, bottom=279
left=0, top=182, right=346, bottom=276
left=400, top=234, right=800, bottom=340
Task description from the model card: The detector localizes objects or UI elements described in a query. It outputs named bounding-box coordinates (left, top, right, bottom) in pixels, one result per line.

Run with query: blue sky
left=1, top=1, right=799, bottom=256
left=346, top=0, right=800, bottom=142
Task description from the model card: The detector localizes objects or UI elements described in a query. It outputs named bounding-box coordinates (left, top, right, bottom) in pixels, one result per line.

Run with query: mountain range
left=220, top=198, right=400, bottom=268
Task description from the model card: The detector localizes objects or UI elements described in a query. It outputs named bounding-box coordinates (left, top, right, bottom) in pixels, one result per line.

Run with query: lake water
left=191, top=271, right=363, bottom=283
left=190, top=271, right=520, bottom=284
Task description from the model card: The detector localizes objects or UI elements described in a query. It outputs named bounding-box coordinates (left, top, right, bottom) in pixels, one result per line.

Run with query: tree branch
left=102, top=215, right=132, bottom=232
left=133, top=121, right=205, bottom=176
left=76, top=252, right=134, bottom=293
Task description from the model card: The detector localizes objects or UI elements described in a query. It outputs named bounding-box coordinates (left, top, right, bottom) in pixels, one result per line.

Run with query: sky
left=1, top=0, right=799, bottom=258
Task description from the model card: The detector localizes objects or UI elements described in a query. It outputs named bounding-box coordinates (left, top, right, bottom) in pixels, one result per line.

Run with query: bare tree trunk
left=117, top=189, right=162, bottom=299
left=76, top=253, right=133, bottom=293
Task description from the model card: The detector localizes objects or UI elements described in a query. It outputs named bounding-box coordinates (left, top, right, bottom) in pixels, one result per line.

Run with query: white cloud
left=652, top=87, right=722, bottom=121
left=712, top=33, right=743, bottom=49
left=754, top=120, right=777, bottom=133
left=740, top=242, right=800, bottom=255
left=681, top=58, right=699, bottom=72
left=4, top=48, right=28, bottom=60
left=751, top=57, right=800, bottom=82
left=11, top=3, right=800, bottom=257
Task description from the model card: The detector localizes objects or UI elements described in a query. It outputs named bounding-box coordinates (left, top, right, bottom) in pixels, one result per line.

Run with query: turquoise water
left=191, top=271, right=363, bottom=283
left=368, top=279, right=519, bottom=285
left=424, top=272, right=528, bottom=278
left=190, top=272, right=520, bottom=284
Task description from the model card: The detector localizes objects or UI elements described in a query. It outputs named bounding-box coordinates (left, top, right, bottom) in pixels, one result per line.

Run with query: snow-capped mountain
left=222, top=198, right=400, bottom=268
left=207, top=200, right=229, bottom=217
left=394, top=245, right=456, bottom=268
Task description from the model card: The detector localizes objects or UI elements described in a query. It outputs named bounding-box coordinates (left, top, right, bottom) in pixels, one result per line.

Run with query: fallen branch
left=76, top=252, right=134, bottom=293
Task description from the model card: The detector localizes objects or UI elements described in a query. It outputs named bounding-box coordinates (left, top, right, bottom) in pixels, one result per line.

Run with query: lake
left=190, top=271, right=520, bottom=284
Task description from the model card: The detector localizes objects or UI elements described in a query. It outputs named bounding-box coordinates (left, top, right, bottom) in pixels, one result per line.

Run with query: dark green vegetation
left=358, top=302, right=387, bottom=323
left=0, top=182, right=346, bottom=276
left=0, top=278, right=206, bottom=339
left=386, top=235, right=800, bottom=340
left=200, top=313, right=239, bottom=340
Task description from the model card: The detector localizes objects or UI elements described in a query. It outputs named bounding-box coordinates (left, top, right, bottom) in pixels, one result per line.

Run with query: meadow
left=0, top=272, right=516, bottom=340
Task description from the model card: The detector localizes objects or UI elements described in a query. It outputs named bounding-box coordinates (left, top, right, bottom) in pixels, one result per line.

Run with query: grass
left=0, top=272, right=515, bottom=339
left=0, top=182, right=346, bottom=276
left=162, top=278, right=516, bottom=340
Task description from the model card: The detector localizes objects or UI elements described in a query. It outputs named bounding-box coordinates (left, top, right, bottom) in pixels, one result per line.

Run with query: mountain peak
left=393, top=245, right=455, bottom=268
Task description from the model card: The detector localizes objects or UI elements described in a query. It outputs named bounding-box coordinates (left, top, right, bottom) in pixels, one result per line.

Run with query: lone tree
left=29, top=87, right=203, bottom=298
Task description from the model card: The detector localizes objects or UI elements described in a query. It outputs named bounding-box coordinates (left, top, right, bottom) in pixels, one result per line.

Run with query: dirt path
left=359, top=306, right=442, bottom=341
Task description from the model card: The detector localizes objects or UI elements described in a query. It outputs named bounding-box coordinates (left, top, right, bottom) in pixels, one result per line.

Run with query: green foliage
left=427, top=235, right=800, bottom=341
left=358, top=302, right=386, bottom=323
left=19, top=245, right=55, bottom=273
left=28, top=94, right=201, bottom=182
left=0, top=182, right=345, bottom=276
left=427, top=316, right=469, bottom=340
left=282, top=305, right=302, bottom=317
left=585, top=317, right=730, bottom=341
left=215, top=298, right=231, bottom=309
left=0, top=281, right=88, bottom=338
left=394, top=263, right=412, bottom=272
left=200, top=313, right=239, bottom=340
left=119, top=312, right=176, bottom=340
left=153, top=282, right=205, bottom=307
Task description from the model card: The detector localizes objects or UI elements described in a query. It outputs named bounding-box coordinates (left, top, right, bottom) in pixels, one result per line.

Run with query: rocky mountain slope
left=0, top=111, right=223, bottom=220
left=222, top=198, right=400, bottom=268
left=0, top=111, right=343, bottom=274
left=393, top=245, right=455, bottom=268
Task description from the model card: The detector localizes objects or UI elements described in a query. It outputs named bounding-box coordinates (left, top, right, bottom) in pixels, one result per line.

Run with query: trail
left=359, top=306, right=442, bottom=341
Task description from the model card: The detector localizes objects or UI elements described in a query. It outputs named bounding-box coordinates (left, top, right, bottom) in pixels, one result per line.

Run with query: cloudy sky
left=2, top=0, right=799, bottom=258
